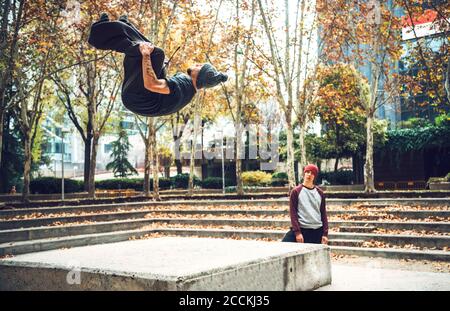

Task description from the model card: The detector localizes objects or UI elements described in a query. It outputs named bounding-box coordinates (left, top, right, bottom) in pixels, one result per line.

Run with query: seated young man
left=282, top=164, right=329, bottom=245
left=88, top=13, right=228, bottom=117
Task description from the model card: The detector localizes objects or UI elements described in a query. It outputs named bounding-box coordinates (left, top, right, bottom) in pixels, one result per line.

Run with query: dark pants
left=282, top=227, right=323, bottom=244
left=87, top=19, right=166, bottom=98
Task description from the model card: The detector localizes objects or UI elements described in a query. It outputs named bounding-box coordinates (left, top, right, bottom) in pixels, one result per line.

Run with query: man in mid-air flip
left=88, top=13, right=228, bottom=117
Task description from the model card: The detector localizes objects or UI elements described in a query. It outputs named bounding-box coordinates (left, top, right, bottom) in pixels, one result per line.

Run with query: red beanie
left=303, top=164, right=319, bottom=177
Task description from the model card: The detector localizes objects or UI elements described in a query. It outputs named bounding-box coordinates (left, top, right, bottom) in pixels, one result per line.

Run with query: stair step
left=1, top=227, right=448, bottom=262
left=339, top=226, right=377, bottom=233
left=329, top=239, right=364, bottom=247
left=330, top=246, right=450, bottom=261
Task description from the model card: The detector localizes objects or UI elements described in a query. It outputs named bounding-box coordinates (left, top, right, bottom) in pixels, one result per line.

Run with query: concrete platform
left=0, top=237, right=331, bottom=291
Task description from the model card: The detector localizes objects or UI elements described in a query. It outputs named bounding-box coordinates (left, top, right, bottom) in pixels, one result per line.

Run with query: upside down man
left=88, top=13, right=228, bottom=117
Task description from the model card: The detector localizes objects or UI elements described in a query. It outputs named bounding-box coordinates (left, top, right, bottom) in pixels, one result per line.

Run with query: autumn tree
left=314, top=63, right=369, bottom=172
left=218, top=0, right=268, bottom=195
left=51, top=0, right=122, bottom=198
left=398, top=0, right=449, bottom=116
left=317, top=0, right=403, bottom=192
left=0, top=0, right=25, bottom=192
left=9, top=1, right=69, bottom=202
left=0, top=0, right=24, bottom=171
left=172, top=0, right=229, bottom=195
left=293, top=0, right=323, bottom=178
left=257, top=0, right=321, bottom=188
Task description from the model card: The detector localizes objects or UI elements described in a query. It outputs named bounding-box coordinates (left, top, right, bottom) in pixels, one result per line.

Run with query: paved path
left=318, top=264, right=450, bottom=290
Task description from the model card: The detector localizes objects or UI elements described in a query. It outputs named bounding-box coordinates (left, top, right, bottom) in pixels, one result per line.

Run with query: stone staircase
left=0, top=199, right=449, bottom=261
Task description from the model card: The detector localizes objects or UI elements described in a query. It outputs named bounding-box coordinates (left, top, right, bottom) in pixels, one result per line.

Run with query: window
left=54, top=142, right=62, bottom=153
left=104, top=144, right=112, bottom=153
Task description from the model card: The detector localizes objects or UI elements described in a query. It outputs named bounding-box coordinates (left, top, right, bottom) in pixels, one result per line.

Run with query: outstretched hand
left=139, top=42, right=154, bottom=56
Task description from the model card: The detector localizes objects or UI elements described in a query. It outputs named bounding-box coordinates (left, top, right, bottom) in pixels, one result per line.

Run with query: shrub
left=157, top=178, right=172, bottom=190
left=272, top=172, right=288, bottom=179
left=95, top=178, right=143, bottom=191
left=271, top=179, right=288, bottom=187
left=241, top=171, right=272, bottom=187
left=271, top=172, right=288, bottom=186
left=143, top=178, right=173, bottom=191
left=446, top=173, right=450, bottom=182
left=316, top=170, right=353, bottom=185
left=202, top=177, right=233, bottom=189
left=170, top=173, right=201, bottom=189
left=30, top=177, right=84, bottom=194
left=96, top=178, right=173, bottom=191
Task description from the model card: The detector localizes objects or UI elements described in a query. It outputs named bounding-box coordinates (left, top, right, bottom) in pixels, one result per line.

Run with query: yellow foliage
left=242, top=171, right=272, bottom=186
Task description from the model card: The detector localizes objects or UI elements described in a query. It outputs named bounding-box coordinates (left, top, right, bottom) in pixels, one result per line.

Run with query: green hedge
left=201, top=177, right=234, bottom=189
left=29, top=177, right=174, bottom=194
left=271, top=172, right=288, bottom=186
left=271, top=179, right=288, bottom=187
left=157, top=178, right=172, bottom=190
left=272, top=172, right=288, bottom=179
left=170, top=173, right=201, bottom=189
left=95, top=178, right=172, bottom=191
left=95, top=178, right=143, bottom=191
left=316, top=170, right=353, bottom=185
left=30, top=177, right=84, bottom=194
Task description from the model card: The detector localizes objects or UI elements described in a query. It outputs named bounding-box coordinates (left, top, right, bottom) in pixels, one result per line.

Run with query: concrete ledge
left=0, top=237, right=331, bottom=291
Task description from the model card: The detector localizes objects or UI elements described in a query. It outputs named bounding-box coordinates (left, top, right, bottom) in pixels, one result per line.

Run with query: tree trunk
left=0, top=111, right=5, bottom=193
left=174, top=127, right=183, bottom=174
left=0, top=108, right=4, bottom=166
left=334, top=157, right=339, bottom=173
left=235, top=92, right=244, bottom=195
left=149, top=117, right=160, bottom=200
left=285, top=116, right=296, bottom=189
left=83, top=135, right=92, bottom=191
left=164, top=166, right=170, bottom=178
left=175, top=159, right=182, bottom=174
left=364, top=112, right=375, bottom=192
left=445, top=55, right=450, bottom=104
left=143, top=139, right=151, bottom=196
left=88, top=134, right=98, bottom=198
left=22, top=135, right=31, bottom=203
left=188, top=96, right=201, bottom=196
left=235, top=122, right=244, bottom=195
left=298, top=117, right=307, bottom=181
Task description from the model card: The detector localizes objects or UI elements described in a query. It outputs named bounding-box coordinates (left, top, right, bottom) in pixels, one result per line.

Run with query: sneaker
left=99, top=12, right=109, bottom=22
